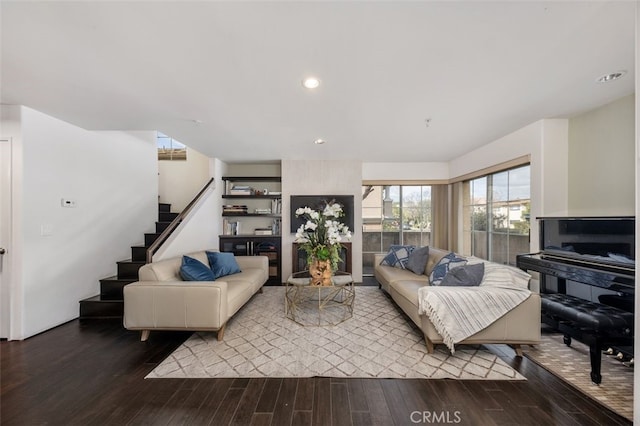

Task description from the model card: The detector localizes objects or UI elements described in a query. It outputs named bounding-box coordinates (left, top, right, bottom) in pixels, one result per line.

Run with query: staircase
left=79, top=203, right=179, bottom=319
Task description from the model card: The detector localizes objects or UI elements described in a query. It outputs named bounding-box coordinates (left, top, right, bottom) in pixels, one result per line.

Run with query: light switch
left=41, top=224, right=53, bottom=236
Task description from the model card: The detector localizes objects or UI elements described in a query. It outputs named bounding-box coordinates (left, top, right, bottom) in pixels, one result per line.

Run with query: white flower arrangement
left=294, top=201, right=352, bottom=270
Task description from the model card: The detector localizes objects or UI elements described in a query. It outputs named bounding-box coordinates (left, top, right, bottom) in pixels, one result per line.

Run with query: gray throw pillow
left=406, top=246, right=429, bottom=275
left=440, top=263, right=485, bottom=287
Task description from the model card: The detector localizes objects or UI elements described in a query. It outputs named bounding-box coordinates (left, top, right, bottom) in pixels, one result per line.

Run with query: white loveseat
left=374, top=247, right=541, bottom=355
left=123, top=250, right=268, bottom=341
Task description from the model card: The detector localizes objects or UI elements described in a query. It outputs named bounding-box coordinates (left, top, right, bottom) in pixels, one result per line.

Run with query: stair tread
left=80, top=295, right=123, bottom=303
left=101, top=275, right=139, bottom=280
left=81, top=204, right=170, bottom=319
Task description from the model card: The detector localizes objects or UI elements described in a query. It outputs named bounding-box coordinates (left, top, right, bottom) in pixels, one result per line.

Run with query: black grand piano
left=517, top=216, right=635, bottom=384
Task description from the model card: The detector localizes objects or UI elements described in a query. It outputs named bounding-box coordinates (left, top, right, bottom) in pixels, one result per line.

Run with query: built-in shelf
left=222, top=213, right=281, bottom=218
left=221, top=175, right=282, bottom=285
left=222, top=195, right=281, bottom=199
left=222, top=176, right=281, bottom=182
left=219, top=234, right=281, bottom=238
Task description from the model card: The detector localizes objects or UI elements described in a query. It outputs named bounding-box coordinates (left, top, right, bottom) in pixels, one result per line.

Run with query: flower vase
left=309, top=258, right=333, bottom=286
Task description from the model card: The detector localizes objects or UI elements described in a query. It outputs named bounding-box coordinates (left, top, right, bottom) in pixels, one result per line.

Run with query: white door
left=0, top=138, right=12, bottom=339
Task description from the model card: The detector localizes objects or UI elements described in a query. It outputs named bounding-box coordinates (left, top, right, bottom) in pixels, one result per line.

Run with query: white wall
left=568, top=94, right=635, bottom=216
left=153, top=184, right=218, bottom=261
left=282, top=160, right=363, bottom=282
left=539, top=120, right=570, bottom=217
left=153, top=156, right=224, bottom=261
left=362, top=162, right=449, bottom=181
left=4, top=106, right=157, bottom=339
left=226, top=163, right=281, bottom=177
left=441, top=119, right=569, bottom=254
left=359, top=119, right=570, bottom=261
left=158, top=146, right=211, bottom=212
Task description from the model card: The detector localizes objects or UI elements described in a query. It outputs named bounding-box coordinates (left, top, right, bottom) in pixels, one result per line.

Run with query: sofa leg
left=259, top=287, right=264, bottom=294
left=217, top=324, right=226, bottom=341
left=511, top=344, right=523, bottom=357
left=140, top=330, right=150, bottom=342
left=424, top=336, right=435, bottom=354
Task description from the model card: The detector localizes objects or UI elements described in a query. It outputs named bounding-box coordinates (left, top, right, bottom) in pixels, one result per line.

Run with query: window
left=462, top=165, right=530, bottom=266
left=157, top=132, right=187, bottom=160
left=362, top=185, right=432, bottom=275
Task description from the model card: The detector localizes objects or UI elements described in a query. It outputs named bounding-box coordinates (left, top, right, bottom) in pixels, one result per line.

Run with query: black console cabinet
left=220, top=236, right=281, bottom=285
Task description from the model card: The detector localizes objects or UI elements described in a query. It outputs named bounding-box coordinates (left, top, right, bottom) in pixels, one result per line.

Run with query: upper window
left=157, top=132, right=187, bottom=161
left=462, top=165, right=530, bottom=266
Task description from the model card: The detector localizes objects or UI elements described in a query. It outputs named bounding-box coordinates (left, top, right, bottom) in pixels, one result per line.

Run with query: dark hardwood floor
left=1, top=317, right=631, bottom=425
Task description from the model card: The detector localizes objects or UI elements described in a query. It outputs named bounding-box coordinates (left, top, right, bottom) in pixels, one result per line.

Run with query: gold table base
left=285, top=272, right=355, bottom=326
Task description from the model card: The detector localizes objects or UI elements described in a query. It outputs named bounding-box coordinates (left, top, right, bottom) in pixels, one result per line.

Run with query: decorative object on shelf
left=294, top=200, right=352, bottom=286
left=254, top=227, right=273, bottom=235
left=223, top=204, right=248, bottom=214
left=229, top=185, right=252, bottom=195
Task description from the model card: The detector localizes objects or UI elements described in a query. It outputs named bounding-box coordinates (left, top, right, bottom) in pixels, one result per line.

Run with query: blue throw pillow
left=380, top=245, right=415, bottom=269
left=180, top=256, right=215, bottom=281
left=206, top=251, right=242, bottom=279
left=430, top=252, right=468, bottom=285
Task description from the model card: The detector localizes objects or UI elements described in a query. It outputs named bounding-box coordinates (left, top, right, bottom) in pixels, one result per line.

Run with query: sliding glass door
left=362, top=185, right=431, bottom=275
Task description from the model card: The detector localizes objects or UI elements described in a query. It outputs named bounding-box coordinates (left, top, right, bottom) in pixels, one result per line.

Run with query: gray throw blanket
left=417, top=261, right=531, bottom=353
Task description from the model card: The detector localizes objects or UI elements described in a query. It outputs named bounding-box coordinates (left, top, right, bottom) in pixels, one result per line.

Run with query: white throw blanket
left=417, top=261, right=532, bottom=353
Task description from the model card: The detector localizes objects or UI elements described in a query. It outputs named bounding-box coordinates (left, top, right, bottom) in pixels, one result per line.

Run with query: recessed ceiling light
left=596, top=71, right=627, bottom=83
left=313, top=139, right=326, bottom=145
left=302, top=77, right=321, bottom=89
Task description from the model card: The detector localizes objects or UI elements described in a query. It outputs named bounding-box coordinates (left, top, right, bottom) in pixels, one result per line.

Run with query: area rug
left=524, top=331, right=633, bottom=422
left=147, top=286, right=524, bottom=380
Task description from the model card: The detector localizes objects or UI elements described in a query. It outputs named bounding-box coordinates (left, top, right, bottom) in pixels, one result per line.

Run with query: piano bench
left=541, top=293, right=634, bottom=385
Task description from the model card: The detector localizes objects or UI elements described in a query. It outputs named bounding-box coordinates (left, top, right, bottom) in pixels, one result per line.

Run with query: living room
left=1, top=1, right=639, bottom=425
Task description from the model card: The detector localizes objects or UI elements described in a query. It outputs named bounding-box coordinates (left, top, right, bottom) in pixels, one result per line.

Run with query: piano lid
left=537, top=216, right=635, bottom=265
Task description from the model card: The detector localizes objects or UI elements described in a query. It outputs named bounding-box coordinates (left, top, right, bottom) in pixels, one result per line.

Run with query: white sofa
left=123, top=250, right=268, bottom=341
left=374, top=247, right=541, bottom=356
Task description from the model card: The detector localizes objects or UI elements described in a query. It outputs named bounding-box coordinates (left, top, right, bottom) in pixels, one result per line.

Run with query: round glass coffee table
left=285, top=271, right=355, bottom=326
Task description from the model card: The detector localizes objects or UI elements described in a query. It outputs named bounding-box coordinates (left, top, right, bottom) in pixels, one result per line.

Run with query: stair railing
left=146, top=177, right=215, bottom=263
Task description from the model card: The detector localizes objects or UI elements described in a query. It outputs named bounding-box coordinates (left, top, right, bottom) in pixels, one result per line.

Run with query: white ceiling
left=1, top=1, right=636, bottom=163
